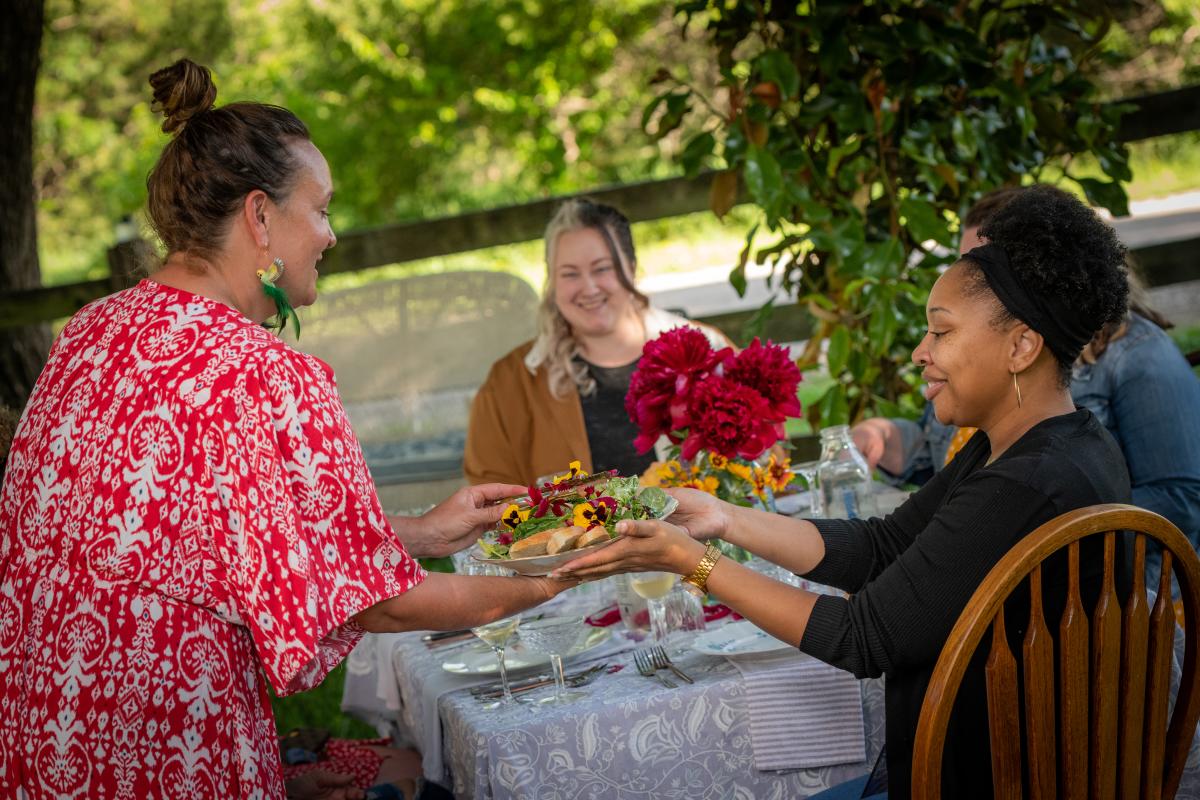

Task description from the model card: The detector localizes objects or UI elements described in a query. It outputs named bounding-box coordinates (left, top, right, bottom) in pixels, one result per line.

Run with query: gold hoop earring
left=1012, top=371, right=1023, bottom=409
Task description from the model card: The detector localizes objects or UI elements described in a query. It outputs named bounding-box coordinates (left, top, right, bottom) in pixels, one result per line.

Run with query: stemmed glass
left=629, top=571, right=676, bottom=646
left=465, top=562, right=523, bottom=709
left=519, top=616, right=588, bottom=706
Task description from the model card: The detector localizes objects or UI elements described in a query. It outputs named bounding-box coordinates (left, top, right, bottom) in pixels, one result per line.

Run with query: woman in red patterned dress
left=0, top=59, right=573, bottom=800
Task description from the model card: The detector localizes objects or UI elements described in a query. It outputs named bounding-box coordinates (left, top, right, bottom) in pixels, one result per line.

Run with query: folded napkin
left=732, top=651, right=866, bottom=771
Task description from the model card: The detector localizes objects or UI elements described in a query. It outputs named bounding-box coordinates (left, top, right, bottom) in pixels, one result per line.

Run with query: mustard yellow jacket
left=463, top=340, right=591, bottom=486
left=463, top=309, right=731, bottom=486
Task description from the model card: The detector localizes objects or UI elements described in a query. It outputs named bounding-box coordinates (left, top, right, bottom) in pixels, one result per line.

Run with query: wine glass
left=518, top=616, right=588, bottom=706
left=465, top=562, right=523, bottom=708
left=629, top=571, right=677, bottom=646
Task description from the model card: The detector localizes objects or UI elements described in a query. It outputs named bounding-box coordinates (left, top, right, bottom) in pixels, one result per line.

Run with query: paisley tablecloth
left=345, top=627, right=885, bottom=799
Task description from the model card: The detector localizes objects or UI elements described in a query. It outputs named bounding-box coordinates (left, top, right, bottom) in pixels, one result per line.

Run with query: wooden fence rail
left=2, top=84, right=1199, bottom=330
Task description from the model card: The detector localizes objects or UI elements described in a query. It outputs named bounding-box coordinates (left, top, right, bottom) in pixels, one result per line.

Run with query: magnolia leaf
left=1076, top=177, right=1130, bottom=217
left=710, top=170, right=739, bottom=220
left=756, top=49, right=800, bottom=101
left=680, top=131, right=716, bottom=177
left=933, top=164, right=959, bottom=195
left=827, top=326, right=850, bottom=376
left=744, top=146, right=784, bottom=209
left=640, top=91, right=669, bottom=133
left=951, top=115, right=978, bottom=160
left=864, top=239, right=904, bottom=279
left=817, top=383, right=850, bottom=427
left=899, top=196, right=953, bottom=247
left=729, top=262, right=748, bottom=298
left=847, top=349, right=868, bottom=382
left=650, top=91, right=691, bottom=141
left=872, top=396, right=904, bottom=419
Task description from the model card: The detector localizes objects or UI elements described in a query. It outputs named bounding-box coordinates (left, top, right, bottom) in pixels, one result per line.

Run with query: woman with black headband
left=554, top=185, right=1132, bottom=798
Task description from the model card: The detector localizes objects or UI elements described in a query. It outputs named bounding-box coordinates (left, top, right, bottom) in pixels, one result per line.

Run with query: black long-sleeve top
left=800, top=410, right=1130, bottom=798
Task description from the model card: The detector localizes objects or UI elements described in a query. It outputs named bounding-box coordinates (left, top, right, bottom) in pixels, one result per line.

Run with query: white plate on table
left=441, top=625, right=610, bottom=675
left=773, top=491, right=813, bottom=516
left=691, top=620, right=794, bottom=658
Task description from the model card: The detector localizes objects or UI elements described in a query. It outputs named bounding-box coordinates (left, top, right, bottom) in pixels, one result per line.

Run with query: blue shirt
left=1071, top=313, right=1200, bottom=572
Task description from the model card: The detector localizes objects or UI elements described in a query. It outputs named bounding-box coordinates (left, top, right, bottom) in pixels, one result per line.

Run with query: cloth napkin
left=732, top=651, right=866, bottom=771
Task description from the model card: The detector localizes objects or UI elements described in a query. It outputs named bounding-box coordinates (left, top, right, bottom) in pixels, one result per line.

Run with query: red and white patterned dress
left=0, top=280, right=426, bottom=799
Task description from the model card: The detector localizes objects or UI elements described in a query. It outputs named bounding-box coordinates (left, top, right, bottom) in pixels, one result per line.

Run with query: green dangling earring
left=256, top=257, right=301, bottom=339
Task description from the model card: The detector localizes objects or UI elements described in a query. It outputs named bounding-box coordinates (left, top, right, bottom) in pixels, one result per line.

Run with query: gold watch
left=681, top=543, right=722, bottom=596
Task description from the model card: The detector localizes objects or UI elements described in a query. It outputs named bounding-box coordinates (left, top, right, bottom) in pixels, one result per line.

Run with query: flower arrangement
left=477, top=461, right=672, bottom=559
left=626, top=329, right=803, bottom=512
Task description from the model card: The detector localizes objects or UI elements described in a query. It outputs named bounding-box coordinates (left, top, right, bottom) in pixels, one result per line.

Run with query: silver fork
left=634, top=648, right=676, bottom=689
left=649, top=645, right=694, bottom=684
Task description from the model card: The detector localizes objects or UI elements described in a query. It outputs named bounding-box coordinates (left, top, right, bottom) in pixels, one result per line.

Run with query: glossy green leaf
left=744, top=145, right=784, bottom=210
left=756, top=49, right=800, bottom=101
left=680, top=131, right=716, bottom=176
left=827, top=325, right=850, bottom=376
left=899, top=196, right=953, bottom=247
left=1076, top=177, right=1130, bottom=217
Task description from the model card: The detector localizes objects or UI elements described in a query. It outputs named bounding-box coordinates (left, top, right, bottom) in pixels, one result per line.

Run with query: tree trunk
left=0, top=0, right=50, bottom=412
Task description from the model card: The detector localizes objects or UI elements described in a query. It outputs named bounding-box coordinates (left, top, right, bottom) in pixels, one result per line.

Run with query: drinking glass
left=465, top=562, right=523, bottom=708
left=519, top=616, right=588, bottom=705
left=629, top=571, right=676, bottom=645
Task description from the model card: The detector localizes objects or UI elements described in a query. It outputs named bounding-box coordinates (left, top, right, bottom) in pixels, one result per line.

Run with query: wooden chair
left=912, top=504, right=1200, bottom=800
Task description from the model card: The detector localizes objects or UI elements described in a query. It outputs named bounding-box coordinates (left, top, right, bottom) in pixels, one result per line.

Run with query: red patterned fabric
left=281, top=738, right=390, bottom=789
left=0, top=281, right=425, bottom=799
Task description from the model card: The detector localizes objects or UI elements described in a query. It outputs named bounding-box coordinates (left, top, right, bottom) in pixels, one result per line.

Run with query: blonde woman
left=464, top=198, right=729, bottom=485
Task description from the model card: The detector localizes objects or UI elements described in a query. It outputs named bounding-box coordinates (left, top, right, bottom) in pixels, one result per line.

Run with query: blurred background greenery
left=34, top=0, right=1200, bottom=293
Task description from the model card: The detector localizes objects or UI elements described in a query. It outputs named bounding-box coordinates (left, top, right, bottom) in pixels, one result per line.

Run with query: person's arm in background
left=853, top=404, right=955, bottom=486
left=1104, top=333, right=1200, bottom=545
left=852, top=417, right=910, bottom=475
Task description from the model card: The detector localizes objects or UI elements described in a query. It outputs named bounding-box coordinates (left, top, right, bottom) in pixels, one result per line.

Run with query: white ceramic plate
left=691, top=620, right=795, bottom=658
left=472, top=535, right=622, bottom=576
left=473, top=494, right=678, bottom=576
left=773, top=491, right=814, bottom=517
left=441, top=625, right=611, bottom=675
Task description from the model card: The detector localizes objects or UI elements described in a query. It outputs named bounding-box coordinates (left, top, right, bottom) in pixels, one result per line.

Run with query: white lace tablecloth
left=343, top=625, right=885, bottom=799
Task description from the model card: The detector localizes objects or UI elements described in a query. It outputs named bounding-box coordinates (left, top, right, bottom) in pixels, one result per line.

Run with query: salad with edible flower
left=477, top=460, right=672, bottom=559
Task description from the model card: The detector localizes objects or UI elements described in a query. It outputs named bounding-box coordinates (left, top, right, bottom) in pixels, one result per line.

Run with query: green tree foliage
left=650, top=0, right=1135, bottom=427
left=35, top=0, right=676, bottom=283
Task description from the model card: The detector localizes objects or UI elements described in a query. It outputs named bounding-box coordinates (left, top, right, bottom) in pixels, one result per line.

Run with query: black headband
left=963, top=243, right=1095, bottom=365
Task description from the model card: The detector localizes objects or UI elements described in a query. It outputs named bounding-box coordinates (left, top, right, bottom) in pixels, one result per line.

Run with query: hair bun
left=149, top=59, right=217, bottom=135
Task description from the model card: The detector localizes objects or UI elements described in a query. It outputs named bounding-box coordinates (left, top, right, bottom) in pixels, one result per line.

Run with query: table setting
left=342, top=535, right=895, bottom=800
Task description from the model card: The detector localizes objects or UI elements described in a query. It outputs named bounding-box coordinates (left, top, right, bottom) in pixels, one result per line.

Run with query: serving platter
left=473, top=494, right=678, bottom=576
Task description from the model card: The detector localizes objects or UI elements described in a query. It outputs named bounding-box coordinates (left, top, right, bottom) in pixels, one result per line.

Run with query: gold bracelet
left=681, top=543, right=722, bottom=596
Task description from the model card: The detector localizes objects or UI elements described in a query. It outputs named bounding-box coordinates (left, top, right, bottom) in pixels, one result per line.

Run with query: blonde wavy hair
left=525, top=198, right=650, bottom=399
